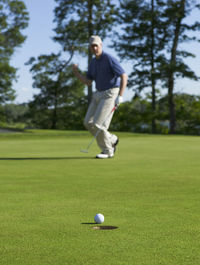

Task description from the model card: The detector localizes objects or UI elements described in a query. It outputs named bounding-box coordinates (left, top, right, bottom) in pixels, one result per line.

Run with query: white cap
left=89, top=35, right=102, bottom=46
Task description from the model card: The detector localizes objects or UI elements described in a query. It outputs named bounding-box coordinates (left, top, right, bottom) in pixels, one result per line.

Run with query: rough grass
left=0, top=130, right=200, bottom=265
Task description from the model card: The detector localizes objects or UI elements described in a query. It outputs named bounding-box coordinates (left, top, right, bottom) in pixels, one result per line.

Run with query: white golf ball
left=94, top=213, right=104, bottom=224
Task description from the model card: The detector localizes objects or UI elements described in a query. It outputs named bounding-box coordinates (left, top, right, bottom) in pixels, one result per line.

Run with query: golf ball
left=94, top=213, right=104, bottom=224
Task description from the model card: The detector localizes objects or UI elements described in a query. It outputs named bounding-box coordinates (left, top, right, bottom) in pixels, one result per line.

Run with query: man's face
left=90, top=43, right=102, bottom=58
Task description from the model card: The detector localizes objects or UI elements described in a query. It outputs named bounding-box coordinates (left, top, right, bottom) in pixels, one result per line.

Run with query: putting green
left=0, top=130, right=200, bottom=265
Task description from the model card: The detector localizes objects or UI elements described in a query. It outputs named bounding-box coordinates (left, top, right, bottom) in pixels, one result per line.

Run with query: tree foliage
left=53, top=0, right=117, bottom=102
left=0, top=0, right=29, bottom=104
left=113, top=0, right=200, bottom=134
left=2, top=0, right=200, bottom=135
left=26, top=53, right=86, bottom=129
left=110, top=93, right=200, bottom=135
left=159, top=0, right=200, bottom=133
left=113, top=0, right=171, bottom=133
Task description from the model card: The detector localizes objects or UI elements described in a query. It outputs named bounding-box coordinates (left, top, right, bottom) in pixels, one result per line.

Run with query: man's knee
left=93, top=122, right=103, bottom=132
left=84, top=120, right=94, bottom=130
left=84, top=120, right=103, bottom=132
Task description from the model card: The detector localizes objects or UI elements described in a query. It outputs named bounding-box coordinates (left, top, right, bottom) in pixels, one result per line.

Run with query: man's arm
left=72, top=64, right=92, bottom=86
left=115, top=73, right=128, bottom=106
left=119, top=73, right=128, bottom=96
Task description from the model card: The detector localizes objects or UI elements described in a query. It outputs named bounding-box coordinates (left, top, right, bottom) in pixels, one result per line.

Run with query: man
left=73, top=35, right=127, bottom=159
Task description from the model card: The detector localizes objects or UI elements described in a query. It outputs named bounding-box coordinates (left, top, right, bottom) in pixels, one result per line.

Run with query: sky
left=11, top=0, right=200, bottom=104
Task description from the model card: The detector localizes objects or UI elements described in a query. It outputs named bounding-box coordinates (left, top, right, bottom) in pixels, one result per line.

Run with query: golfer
left=73, top=35, right=127, bottom=159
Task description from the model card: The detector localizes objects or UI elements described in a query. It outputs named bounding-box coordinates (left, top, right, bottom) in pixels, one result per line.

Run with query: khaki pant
left=84, top=87, right=119, bottom=155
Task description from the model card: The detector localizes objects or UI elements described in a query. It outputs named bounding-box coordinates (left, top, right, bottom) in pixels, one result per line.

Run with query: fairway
left=0, top=130, right=200, bottom=265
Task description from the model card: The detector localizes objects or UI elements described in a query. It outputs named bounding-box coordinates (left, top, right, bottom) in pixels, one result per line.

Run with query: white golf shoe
left=96, top=152, right=114, bottom=159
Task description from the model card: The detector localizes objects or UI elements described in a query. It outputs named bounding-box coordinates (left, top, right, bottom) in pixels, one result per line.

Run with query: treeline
left=0, top=0, right=200, bottom=135
left=1, top=93, right=200, bottom=135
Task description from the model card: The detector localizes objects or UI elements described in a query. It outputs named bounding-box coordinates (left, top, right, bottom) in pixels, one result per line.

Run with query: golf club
left=80, top=105, right=117, bottom=153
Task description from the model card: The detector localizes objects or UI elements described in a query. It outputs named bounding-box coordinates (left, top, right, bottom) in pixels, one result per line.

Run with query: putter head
left=80, top=149, right=88, bottom=153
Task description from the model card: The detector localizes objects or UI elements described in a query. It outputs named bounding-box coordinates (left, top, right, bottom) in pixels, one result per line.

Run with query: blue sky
left=11, top=0, right=200, bottom=104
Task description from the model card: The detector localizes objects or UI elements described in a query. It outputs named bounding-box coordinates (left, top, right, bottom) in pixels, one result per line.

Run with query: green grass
left=0, top=130, right=200, bottom=265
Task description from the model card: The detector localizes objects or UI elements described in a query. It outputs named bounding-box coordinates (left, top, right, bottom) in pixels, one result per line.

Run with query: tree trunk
left=168, top=0, right=186, bottom=134
left=87, top=0, right=93, bottom=104
left=52, top=86, right=58, bottom=129
left=151, top=0, right=156, bottom=133
left=168, top=72, right=176, bottom=134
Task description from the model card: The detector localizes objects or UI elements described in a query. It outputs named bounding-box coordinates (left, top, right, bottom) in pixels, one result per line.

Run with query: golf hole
left=92, top=226, right=118, bottom=230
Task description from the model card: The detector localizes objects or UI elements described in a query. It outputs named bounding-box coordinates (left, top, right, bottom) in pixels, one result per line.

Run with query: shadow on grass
left=0, top=156, right=95, bottom=161
left=81, top=223, right=119, bottom=230
left=81, top=222, right=96, bottom=225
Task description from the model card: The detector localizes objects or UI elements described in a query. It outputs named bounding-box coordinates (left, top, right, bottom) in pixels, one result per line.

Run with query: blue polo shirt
left=87, top=51, right=125, bottom=91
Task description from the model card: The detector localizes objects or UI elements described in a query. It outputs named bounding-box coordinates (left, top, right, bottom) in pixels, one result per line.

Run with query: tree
left=173, top=93, right=200, bottom=135
left=26, top=52, right=86, bottom=129
left=157, top=93, right=200, bottom=135
left=3, top=103, right=29, bottom=123
left=0, top=0, right=29, bottom=104
left=112, top=0, right=167, bottom=133
left=113, top=0, right=200, bottom=134
left=53, top=0, right=117, bottom=103
left=0, top=59, right=16, bottom=103
left=160, top=0, right=200, bottom=133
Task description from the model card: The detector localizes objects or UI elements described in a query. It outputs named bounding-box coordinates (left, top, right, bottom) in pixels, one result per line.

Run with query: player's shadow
left=0, top=156, right=94, bottom=161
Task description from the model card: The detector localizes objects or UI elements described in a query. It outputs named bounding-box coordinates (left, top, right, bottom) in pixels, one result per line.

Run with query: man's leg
left=93, top=88, right=119, bottom=157
left=83, top=91, right=100, bottom=135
